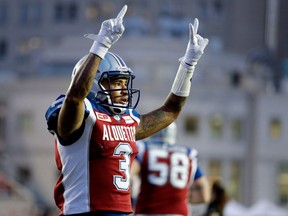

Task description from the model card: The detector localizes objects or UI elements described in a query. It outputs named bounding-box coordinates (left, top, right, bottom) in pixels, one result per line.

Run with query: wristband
left=90, top=41, right=109, bottom=59
left=171, top=61, right=195, bottom=97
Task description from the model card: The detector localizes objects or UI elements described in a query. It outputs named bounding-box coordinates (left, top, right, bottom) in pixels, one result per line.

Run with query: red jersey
left=46, top=95, right=140, bottom=215
left=134, top=140, right=200, bottom=216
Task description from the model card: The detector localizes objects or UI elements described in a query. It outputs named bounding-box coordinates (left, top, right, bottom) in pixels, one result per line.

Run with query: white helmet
left=147, top=122, right=177, bottom=145
left=72, top=52, right=140, bottom=114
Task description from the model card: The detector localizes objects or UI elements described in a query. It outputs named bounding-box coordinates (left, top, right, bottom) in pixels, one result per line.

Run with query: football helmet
left=148, top=122, right=177, bottom=145
left=72, top=52, right=140, bottom=114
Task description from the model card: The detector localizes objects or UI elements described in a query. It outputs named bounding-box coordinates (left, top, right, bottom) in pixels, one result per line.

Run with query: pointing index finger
left=116, top=5, right=128, bottom=19
left=189, top=23, right=197, bottom=45
left=193, top=18, right=199, bottom=35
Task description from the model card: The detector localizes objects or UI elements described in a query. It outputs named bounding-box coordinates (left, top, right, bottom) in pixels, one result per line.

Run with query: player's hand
left=84, top=5, right=128, bottom=58
left=182, top=18, right=209, bottom=66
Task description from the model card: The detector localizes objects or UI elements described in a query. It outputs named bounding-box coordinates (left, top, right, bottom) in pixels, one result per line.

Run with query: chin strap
left=109, top=105, right=126, bottom=115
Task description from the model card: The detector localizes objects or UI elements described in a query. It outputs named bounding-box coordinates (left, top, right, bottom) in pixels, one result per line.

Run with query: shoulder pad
left=189, top=148, right=198, bottom=158
left=45, top=94, right=65, bottom=132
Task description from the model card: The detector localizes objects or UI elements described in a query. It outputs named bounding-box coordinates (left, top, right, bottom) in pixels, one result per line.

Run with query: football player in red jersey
left=45, top=4, right=208, bottom=216
left=131, top=123, right=210, bottom=216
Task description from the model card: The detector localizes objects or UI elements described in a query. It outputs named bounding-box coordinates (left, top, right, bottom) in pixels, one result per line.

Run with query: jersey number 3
left=113, top=143, right=132, bottom=191
left=148, top=149, right=190, bottom=189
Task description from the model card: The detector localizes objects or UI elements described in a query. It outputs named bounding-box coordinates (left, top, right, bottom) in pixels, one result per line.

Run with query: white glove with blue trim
left=84, top=5, right=127, bottom=58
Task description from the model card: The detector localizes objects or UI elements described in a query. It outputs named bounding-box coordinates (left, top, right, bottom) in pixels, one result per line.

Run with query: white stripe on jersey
left=57, top=99, right=96, bottom=215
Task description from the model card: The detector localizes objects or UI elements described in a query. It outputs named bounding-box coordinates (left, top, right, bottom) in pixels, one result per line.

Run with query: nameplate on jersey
left=122, top=116, right=134, bottom=124
left=95, top=112, right=112, bottom=122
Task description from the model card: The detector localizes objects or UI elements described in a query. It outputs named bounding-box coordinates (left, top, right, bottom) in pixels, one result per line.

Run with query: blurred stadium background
left=0, top=0, right=287, bottom=215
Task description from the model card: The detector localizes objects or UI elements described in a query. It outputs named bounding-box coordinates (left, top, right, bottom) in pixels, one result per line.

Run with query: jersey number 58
left=148, top=149, right=190, bottom=189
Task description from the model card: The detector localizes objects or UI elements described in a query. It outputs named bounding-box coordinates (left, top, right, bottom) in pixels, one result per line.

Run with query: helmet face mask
left=72, top=52, right=140, bottom=114
left=93, top=70, right=140, bottom=114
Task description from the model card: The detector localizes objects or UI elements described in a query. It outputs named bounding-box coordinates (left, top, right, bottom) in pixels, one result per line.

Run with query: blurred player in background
left=131, top=122, right=210, bottom=216
left=45, top=4, right=208, bottom=216
left=205, top=179, right=228, bottom=216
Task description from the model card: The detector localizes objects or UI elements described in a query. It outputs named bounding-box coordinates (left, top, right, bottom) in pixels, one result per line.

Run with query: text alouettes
left=96, top=112, right=136, bottom=142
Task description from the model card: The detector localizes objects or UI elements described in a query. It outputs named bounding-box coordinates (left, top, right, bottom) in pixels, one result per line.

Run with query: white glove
left=171, top=18, right=208, bottom=97
left=182, top=18, right=209, bottom=67
left=84, top=5, right=127, bottom=58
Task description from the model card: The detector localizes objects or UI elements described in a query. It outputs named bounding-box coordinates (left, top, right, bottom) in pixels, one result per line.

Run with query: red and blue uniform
left=45, top=95, right=140, bottom=216
left=134, top=140, right=203, bottom=216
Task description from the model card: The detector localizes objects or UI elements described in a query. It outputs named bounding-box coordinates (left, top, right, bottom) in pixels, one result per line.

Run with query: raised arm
left=136, top=18, right=209, bottom=140
left=57, top=5, right=127, bottom=142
